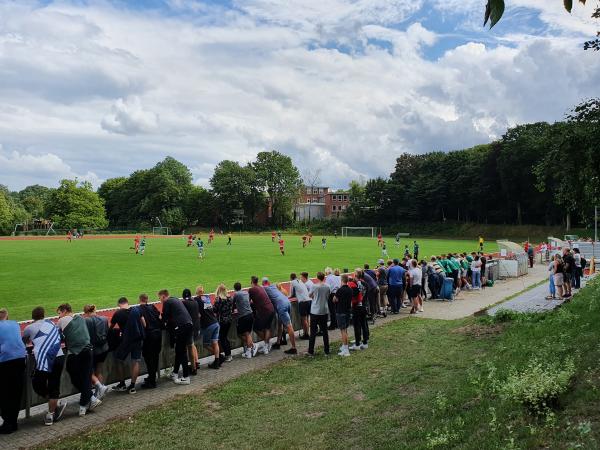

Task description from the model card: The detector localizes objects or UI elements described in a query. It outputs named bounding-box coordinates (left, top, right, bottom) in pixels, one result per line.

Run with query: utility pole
left=595, top=206, right=598, bottom=242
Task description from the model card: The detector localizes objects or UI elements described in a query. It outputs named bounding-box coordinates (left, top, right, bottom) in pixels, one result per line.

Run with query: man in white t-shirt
left=290, top=273, right=311, bottom=339
left=408, top=259, right=423, bottom=314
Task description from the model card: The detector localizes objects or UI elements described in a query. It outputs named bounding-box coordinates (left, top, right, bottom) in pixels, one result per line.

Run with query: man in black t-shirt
left=138, top=294, right=162, bottom=389
left=160, top=290, right=193, bottom=384
left=334, top=274, right=353, bottom=357
left=562, top=248, right=575, bottom=298
left=110, top=297, right=145, bottom=394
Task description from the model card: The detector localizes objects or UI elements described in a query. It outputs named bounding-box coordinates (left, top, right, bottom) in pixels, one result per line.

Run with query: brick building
left=295, top=186, right=350, bottom=221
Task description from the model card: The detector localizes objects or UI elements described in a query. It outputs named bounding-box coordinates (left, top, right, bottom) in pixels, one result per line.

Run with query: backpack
left=581, top=257, right=587, bottom=270
left=88, top=316, right=108, bottom=350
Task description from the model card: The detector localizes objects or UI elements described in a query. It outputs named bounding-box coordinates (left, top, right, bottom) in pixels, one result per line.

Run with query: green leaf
left=564, top=0, right=573, bottom=13
left=485, top=0, right=505, bottom=29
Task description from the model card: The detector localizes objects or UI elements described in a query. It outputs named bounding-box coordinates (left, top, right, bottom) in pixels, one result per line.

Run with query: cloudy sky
left=0, top=0, right=598, bottom=191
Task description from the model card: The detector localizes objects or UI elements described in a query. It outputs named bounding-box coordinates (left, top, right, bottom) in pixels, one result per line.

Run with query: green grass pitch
left=0, top=234, right=494, bottom=321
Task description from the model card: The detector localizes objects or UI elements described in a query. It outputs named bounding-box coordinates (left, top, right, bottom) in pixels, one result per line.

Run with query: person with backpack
left=214, top=283, right=235, bottom=363
left=56, top=303, right=102, bottom=416
left=110, top=297, right=146, bottom=394
left=138, top=293, right=163, bottom=389
left=82, top=305, right=109, bottom=400
left=349, top=271, right=369, bottom=350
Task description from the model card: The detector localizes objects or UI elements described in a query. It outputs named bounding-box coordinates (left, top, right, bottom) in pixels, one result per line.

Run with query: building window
left=343, top=195, right=348, bottom=201
left=332, top=205, right=337, bottom=211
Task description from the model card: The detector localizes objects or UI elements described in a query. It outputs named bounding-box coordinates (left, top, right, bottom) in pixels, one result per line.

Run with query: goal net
left=152, top=226, right=171, bottom=235
left=341, top=227, right=376, bottom=238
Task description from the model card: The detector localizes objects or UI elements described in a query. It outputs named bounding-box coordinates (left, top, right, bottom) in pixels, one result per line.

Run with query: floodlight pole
left=155, top=217, right=163, bottom=228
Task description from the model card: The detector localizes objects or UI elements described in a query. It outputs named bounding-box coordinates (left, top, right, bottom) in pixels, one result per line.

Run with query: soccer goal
left=341, top=227, right=376, bottom=238
left=152, top=226, right=171, bottom=235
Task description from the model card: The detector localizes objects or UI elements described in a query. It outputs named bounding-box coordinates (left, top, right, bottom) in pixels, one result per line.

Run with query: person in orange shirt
left=279, top=238, right=285, bottom=256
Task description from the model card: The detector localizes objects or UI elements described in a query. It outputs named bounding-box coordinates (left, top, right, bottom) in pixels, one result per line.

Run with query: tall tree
left=46, top=180, right=108, bottom=229
left=252, top=151, right=302, bottom=226
left=210, top=160, right=259, bottom=226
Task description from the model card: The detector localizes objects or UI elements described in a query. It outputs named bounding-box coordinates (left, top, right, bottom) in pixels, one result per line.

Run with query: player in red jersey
left=67, top=230, right=72, bottom=242
left=134, top=235, right=140, bottom=254
left=308, top=232, right=313, bottom=244
left=279, top=238, right=285, bottom=256
left=271, top=231, right=276, bottom=242
left=208, top=229, right=215, bottom=243
left=377, top=232, right=383, bottom=247
left=187, top=234, right=193, bottom=247
left=302, top=234, right=308, bottom=248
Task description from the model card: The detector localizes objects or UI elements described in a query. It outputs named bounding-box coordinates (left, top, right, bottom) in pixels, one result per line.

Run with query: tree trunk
left=517, top=202, right=522, bottom=226
left=566, top=212, right=571, bottom=231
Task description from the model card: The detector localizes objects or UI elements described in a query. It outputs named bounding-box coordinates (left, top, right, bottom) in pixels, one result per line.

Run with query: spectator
left=325, top=267, right=341, bottom=330
left=56, top=303, right=102, bottom=416
left=546, top=258, right=556, bottom=300
left=160, top=289, right=193, bottom=384
left=23, top=306, right=68, bottom=426
left=82, top=305, right=109, bottom=400
left=110, top=297, right=145, bottom=394
left=359, top=267, right=378, bottom=324
left=348, top=273, right=369, bottom=350
left=553, top=255, right=565, bottom=299
left=376, top=263, right=388, bottom=317
left=333, top=274, right=353, bottom=357
left=562, top=248, right=574, bottom=298
left=307, top=272, right=331, bottom=357
left=232, top=282, right=257, bottom=358
left=387, top=259, right=405, bottom=314
left=420, top=260, right=429, bottom=299
left=248, top=276, right=275, bottom=355
left=471, top=255, right=482, bottom=290
left=181, top=289, right=200, bottom=375
left=290, top=273, right=311, bottom=339
left=194, top=286, right=221, bottom=369
left=573, top=248, right=582, bottom=289
left=263, top=279, right=298, bottom=354
left=138, top=293, right=162, bottom=389
left=0, top=308, right=27, bottom=434
left=408, top=260, right=423, bottom=314
left=362, top=264, right=379, bottom=322
left=214, top=283, right=234, bottom=363
left=527, top=244, right=534, bottom=268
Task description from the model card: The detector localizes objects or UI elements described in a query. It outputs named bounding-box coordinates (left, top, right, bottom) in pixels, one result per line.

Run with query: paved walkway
left=488, top=275, right=591, bottom=315
left=1, top=265, right=549, bottom=450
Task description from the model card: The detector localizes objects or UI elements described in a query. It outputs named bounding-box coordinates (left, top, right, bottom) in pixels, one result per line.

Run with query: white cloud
left=0, top=145, right=103, bottom=190
left=101, top=97, right=159, bottom=135
left=0, top=0, right=598, bottom=192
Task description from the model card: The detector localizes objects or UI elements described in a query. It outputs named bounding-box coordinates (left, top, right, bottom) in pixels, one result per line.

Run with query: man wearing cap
left=262, top=278, right=297, bottom=354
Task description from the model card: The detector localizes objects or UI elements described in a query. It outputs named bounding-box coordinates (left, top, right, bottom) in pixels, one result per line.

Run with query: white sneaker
left=360, top=343, right=368, bottom=350
left=251, top=344, right=259, bottom=357
left=349, top=344, right=360, bottom=351
left=96, top=384, right=108, bottom=400
left=263, top=346, right=270, bottom=356
left=242, top=350, right=250, bottom=358
left=169, top=372, right=178, bottom=381
left=79, top=406, right=87, bottom=417
left=225, top=356, right=233, bottom=362
left=418, top=308, right=424, bottom=313
left=45, top=412, right=54, bottom=426
left=89, top=396, right=102, bottom=411
left=174, top=377, right=190, bottom=385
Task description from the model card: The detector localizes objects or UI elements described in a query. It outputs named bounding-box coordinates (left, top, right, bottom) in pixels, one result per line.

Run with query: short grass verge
left=41, top=279, right=600, bottom=450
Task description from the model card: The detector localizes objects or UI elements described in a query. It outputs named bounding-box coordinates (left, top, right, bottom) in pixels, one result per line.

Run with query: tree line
left=1, top=99, right=597, bottom=235
left=0, top=151, right=302, bottom=233
left=346, top=99, right=599, bottom=230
